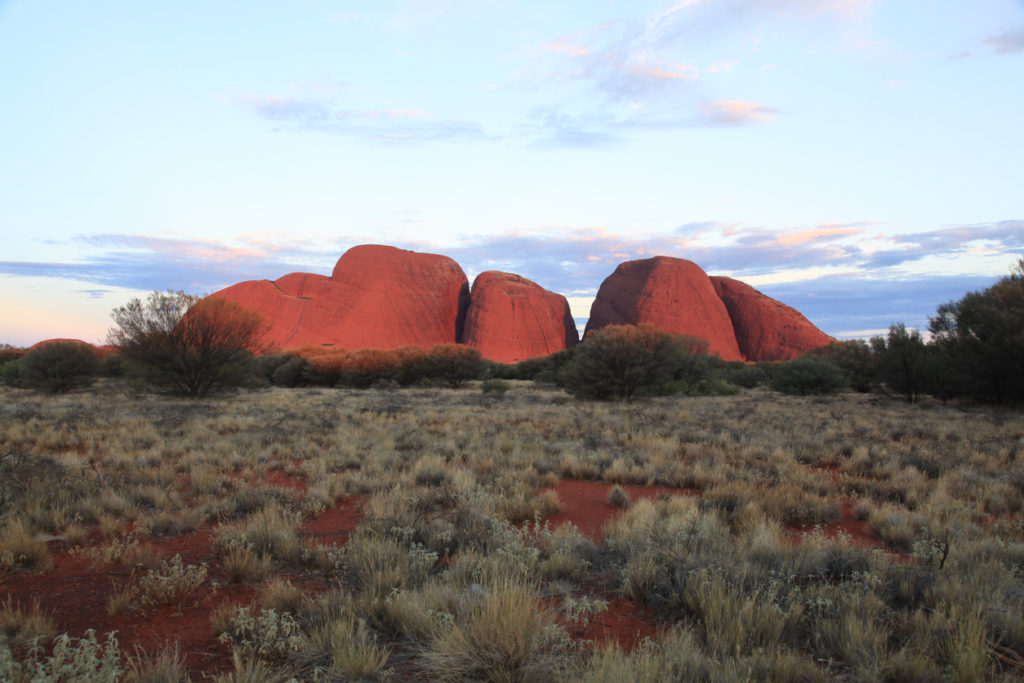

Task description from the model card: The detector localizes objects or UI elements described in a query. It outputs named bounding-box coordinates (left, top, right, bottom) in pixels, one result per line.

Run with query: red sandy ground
left=1, top=471, right=903, bottom=678
left=540, top=477, right=909, bottom=649
left=0, top=472, right=363, bottom=679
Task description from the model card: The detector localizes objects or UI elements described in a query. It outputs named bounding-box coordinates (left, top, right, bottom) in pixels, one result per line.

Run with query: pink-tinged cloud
left=627, top=62, right=699, bottom=81
left=984, top=27, right=1024, bottom=55
left=700, top=99, right=778, bottom=124
left=544, top=36, right=591, bottom=57
left=775, top=226, right=868, bottom=246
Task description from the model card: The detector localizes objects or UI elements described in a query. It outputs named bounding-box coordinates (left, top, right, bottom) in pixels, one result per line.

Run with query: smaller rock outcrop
left=462, top=271, right=579, bottom=363
left=712, top=276, right=833, bottom=361
left=585, top=256, right=744, bottom=361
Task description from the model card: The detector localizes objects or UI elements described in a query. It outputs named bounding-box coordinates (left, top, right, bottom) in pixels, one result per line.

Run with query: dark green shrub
left=422, top=344, right=485, bottom=388
left=720, top=362, right=769, bottom=389
left=481, top=378, right=510, bottom=395
left=807, top=340, right=879, bottom=392
left=0, top=359, right=23, bottom=388
left=769, top=358, right=846, bottom=395
left=257, top=353, right=310, bottom=387
left=561, top=324, right=709, bottom=400
left=19, top=341, right=99, bottom=394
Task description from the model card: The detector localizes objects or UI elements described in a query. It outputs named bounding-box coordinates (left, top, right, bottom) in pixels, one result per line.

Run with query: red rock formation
left=711, top=276, right=833, bottom=361
left=584, top=257, right=744, bottom=361
left=462, top=271, right=579, bottom=363
left=28, top=338, right=95, bottom=350
left=211, top=245, right=470, bottom=351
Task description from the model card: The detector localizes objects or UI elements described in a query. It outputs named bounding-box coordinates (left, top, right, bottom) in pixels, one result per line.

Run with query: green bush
left=19, top=341, right=99, bottom=394
left=560, top=324, right=710, bottom=401
left=257, top=353, right=310, bottom=387
left=769, top=358, right=846, bottom=395
left=720, top=362, right=769, bottom=389
left=0, top=359, right=23, bottom=388
left=422, top=344, right=485, bottom=388
left=807, top=340, right=879, bottom=393
left=481, top=378, right=510, bottom=396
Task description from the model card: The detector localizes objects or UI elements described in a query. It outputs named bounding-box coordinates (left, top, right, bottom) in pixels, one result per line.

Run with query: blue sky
left=1, top=0, right=1022, bottom=346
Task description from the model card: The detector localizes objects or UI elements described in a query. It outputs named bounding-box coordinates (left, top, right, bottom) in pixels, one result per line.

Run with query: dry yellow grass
left=1, top=382, right=1023, bottom=680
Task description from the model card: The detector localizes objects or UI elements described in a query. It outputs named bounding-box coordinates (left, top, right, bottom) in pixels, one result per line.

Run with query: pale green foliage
left=5, top=630, right=122, bottom=682
left=137, top=554, right=208, bottom=607
left=217, top=607, right=304, bottom=664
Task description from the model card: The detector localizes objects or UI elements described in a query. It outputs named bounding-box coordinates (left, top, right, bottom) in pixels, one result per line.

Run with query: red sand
left=0, top=495, right=363, bottom=679
left=2, top=471, right=910, bottom=677
left=545, top=479, right=701, bottom=543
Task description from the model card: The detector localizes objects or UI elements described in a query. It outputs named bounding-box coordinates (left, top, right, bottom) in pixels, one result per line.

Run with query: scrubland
left=1, top=381, right=1023, bottom=681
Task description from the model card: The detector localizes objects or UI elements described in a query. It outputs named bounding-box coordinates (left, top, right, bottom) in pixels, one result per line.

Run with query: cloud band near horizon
left=1, top=219, right=1020, bottom=341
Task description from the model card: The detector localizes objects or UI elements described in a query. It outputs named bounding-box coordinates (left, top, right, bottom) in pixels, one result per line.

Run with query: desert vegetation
left=0, top=262, right=1021, bottom=680
left=1, top=378, right=1023, bottom=680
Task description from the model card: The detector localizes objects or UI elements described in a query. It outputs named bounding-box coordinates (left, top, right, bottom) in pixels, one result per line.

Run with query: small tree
left=872, top=323, right=930, bottom=404
left=20, top=341, right=99, bottom=394
left=561, top=324, right=703, bottom=400
left=929, top=258, right=1024, bottom=404
left=108, top=291, right=270, bottom=397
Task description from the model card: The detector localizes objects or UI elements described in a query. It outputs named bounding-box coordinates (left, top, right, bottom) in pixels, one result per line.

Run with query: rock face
left=711, top=276, right=833, bottom=361
left=462, top=271, right=579, bottom=364
left=585, top=257, right=745, bottom=361
left=212, top=245, right=470, bottom=351
left=208, top=245, right=831, bottom=363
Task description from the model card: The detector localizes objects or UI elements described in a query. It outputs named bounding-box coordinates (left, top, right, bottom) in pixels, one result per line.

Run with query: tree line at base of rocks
left=1, top=258, right=1021, bottom=404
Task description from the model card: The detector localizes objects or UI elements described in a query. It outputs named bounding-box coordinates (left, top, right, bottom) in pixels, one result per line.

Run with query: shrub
left=108, top=291, right=269, bottom=397
left=769, top=358, right=846, bottom=395
left=137, top=555, right=208, bottom=608
left=217, top=607, right=304, bottom=664
left=481, top=378, right=511, bottom=396
left=422, top=578, right=562, bottom=681
left=720, top=362, right=769, bottom=389
left=303, top=611, right=392, bottom=679
left=338, top=348, right=403, bottom=388
left=808, top=340, right=879, bottom=392
left=0, top=358, right=23, bottom=387
left=7, top=629, right=122, bottom=682
left=561, top=324, right=709, bottom=400
left=0, top=598, right=56, bottom=650
left=123, top=644, right=190, bottom=683
left=423, top=344, right=485, bottom=388
left=0, top=517, right=50, bottom=575
left=607, top=485, right=632, bottom=509
left=257, top=353, right=310, bottom=387
left=19, top=341, right=99, bottom=394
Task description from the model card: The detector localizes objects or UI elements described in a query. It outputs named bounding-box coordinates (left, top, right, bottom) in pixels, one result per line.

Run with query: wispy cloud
left=232, top=90, right=486, bottom=144
left=699, top=99, right=778, bottom=124
left=2, top=219, right=1018, bottom=338
left=526, top=0, right=874, bottom=144
left=984, top=26, right=1024, bottom=55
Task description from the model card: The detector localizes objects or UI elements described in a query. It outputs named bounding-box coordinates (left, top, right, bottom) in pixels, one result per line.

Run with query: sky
left=1, top=0, right=1022, bottom=348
